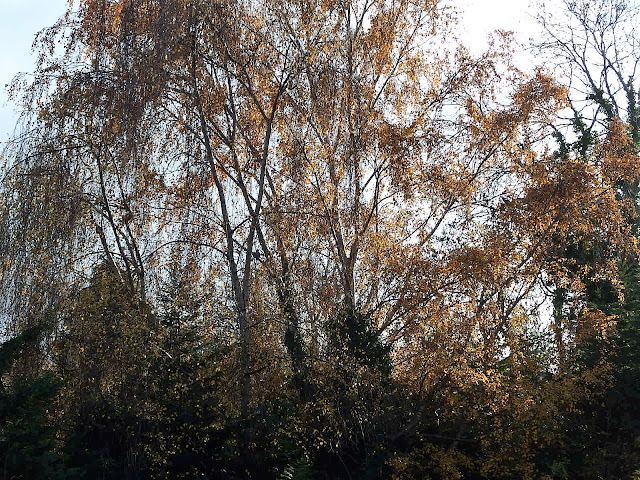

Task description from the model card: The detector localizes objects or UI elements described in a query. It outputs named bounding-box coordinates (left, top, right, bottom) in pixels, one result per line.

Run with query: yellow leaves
left=576, top=310, right=618, bottom=343
left=597, top=118, right=640, bottom=185
left=389, top=444, right=473, bottom=480
left=512, top=70, right=568, bottom=123
left=5, top=1, right=636, bottom=473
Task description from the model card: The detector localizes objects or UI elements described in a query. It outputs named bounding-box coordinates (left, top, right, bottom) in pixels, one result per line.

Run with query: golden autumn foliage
left=1, top=0, right=640, bottom=478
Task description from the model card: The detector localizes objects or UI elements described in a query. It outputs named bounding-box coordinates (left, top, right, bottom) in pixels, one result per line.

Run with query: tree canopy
left=1, top=0, right=640, bottom=478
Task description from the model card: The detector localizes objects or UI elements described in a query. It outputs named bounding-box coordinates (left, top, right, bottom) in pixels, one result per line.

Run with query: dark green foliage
left=278, top=457, right=316, bottom=480
left=552, top=110, right=599, bottom=161
left=548, top=70, right=640, bottom=475
left=278, top=309, right=400, bottom=479
left=142, top=266, right=233, bottom=479
left=0, top=328, right=81, bottom=480
left=575, top=258, right=640, bottom=478
left=326, top=309, right=392, bottom=376
left=544, top=189, right=640, bottom=479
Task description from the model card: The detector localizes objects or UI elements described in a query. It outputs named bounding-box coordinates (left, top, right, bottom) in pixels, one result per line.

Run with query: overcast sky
left=458, top=0, right=541, bottom=50
left=0, top=0, right=544, bottom=144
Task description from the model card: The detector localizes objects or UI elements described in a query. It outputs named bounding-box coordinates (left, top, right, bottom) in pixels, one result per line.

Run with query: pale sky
left=0, top=0, right=543, bottom=144
left=0, top=0, right=69, bottom=142
left=456, top=0, right=541, bottom=54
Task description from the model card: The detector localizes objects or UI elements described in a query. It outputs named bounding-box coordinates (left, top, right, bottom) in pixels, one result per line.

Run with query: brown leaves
left=3, top=3, right=640, bottom=474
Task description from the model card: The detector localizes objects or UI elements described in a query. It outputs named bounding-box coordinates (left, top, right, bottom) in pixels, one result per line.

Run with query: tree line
left=0, top=0, right=639, bottom=478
